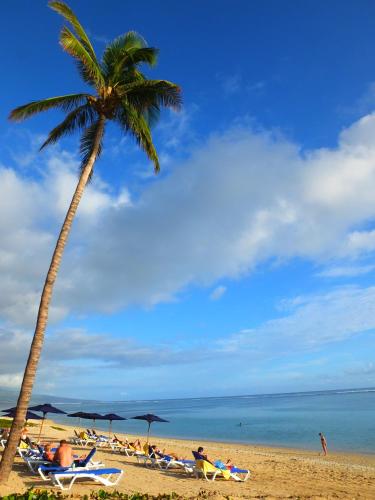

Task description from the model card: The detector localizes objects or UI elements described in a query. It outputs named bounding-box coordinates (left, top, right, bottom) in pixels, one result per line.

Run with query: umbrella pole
left=147, top=422, right=151, bottom=443
left=37, top=414, right=46, bottom=441
left=109, top=420, right=112, bottom=439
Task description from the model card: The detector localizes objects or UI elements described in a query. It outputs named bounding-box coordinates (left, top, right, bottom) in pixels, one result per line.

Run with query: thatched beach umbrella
left=29, top=403, right=66, bottom=440
left=131, top=413, right=169, bottom=442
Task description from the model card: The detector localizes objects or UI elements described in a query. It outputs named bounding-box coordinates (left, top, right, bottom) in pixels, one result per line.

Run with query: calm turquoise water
left=2, top=389, right=375, bottom=453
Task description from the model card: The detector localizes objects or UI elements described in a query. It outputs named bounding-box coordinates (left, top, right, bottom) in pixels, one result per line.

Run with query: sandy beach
left=0, top=420, right=374, bottom=499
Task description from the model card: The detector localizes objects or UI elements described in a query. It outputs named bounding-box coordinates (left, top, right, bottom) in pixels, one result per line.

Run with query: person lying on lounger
left=214, top=458, right=235, bottom=470
left=149, top=445, right=184, bottom=461
left=127, top=438, right=142, bottom=451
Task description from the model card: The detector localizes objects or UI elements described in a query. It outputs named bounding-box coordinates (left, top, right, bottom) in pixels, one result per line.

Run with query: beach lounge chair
left=136, top=443, right=159, bottom=466
left=194, top=459, right=250, bottom=482
left=194, top=459, right=231, bottom=481
left=71, top=430, right=83, bottom=445
left=38, top=447, right=103, bottom=480
left=22, top=446, right=58, bottom=473
left=110, top=435, right=139, bottom=456
left=49, top=467, right=123, bottom=490
left=162, top=456, right=195, bottom=474
left=78, top=431, right=98, bottom=447
left=228, top=466, right=251, bottom=481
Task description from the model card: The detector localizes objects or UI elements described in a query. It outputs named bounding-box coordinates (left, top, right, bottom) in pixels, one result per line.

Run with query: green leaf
left=120, top=80, right=182, bottom=112
left=40, top=103, right=96, bottom=149
left=102, top=33, right=158, bottom=85
left=49, top=1, right=96, bottom=60
left=79, top=119, right=105, bottom=179
left=116, top=103, right=159, bottom=173
left=60, top=26, right=104, bottom=88
left=9, top=94, right=90, bottom=121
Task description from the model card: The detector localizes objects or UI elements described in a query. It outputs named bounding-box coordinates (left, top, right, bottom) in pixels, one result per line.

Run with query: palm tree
left=0, top=0, right=181, bottom=482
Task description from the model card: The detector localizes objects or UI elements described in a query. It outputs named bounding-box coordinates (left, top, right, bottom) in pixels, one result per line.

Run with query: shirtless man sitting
left=53, top=440, right=74, bottom=467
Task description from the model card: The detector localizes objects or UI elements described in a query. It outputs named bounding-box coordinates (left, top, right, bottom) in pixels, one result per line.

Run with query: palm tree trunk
left=0, top=116, right=105, bottom=483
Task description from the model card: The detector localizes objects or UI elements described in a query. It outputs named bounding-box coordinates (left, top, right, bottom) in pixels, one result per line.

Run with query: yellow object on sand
left=195, top=459, right=231, bottom=480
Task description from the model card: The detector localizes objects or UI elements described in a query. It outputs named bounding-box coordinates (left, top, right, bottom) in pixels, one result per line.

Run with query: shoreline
left=75, top=419, right=375, bottom=457
left=1, top=418, right=375, bottom=498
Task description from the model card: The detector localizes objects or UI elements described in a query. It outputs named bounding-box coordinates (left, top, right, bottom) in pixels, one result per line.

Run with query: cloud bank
left=3, top=113, right=375, bottom=326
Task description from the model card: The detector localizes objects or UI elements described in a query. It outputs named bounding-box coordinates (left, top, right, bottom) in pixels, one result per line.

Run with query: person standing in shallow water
left=319, top=432, right=328, bottom=455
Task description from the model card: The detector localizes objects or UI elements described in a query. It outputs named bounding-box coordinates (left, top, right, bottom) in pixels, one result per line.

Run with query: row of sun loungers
left=6, top=433, right=250, bottom=490
left=134, top=444, right=251, bottom=481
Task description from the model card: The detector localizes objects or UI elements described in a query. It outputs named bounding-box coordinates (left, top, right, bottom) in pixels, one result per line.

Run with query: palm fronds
left=9, top=94, right=90, bottom=121
left=49, top=1, right=96, bottom=59
left=102, top=33, right=158, bottom=85
left=120, top=80, right=182, bottom=112
left=79, top=119, right=105, bottom=179
left=11, top=3, right=181, bottom=179
left=116, top=103, right=160, bottom=172
left=60, top=26, right=104, bottom=87
left=40, top=104, right=96, bottom=149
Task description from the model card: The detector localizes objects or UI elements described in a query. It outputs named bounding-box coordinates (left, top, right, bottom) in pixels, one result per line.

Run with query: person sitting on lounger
left=193, top=446, right=213, bottom=464
left=43, top=443, right=55, bottom=461
left=53, top=439, right=75, bottom=467
left=20, top=427, right=33, bottom=447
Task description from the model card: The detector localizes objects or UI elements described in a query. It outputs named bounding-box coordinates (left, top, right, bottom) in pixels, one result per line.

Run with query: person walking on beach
left=319, top=432, right=328, bottom=455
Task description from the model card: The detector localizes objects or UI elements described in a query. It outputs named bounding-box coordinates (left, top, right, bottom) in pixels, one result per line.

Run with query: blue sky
left=1, top=0, right=375, bottom=400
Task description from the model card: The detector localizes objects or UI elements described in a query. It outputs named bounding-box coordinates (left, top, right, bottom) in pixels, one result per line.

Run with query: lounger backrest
left=80, top=447, right=97, bottom=466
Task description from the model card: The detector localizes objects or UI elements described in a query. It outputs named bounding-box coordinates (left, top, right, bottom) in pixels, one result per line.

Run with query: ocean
left=1, top=388, right=374, bottom=453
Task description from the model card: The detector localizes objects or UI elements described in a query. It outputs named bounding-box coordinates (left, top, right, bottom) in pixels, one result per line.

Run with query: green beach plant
left=0, top=1, right=181, bottom=483
left=0, top=489, right=194, bottom=500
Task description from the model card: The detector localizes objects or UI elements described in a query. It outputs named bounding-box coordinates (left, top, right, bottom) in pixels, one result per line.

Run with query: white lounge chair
left=163, top=456, right=195, bottom=474
left=49, top=467, right=123, bottom=490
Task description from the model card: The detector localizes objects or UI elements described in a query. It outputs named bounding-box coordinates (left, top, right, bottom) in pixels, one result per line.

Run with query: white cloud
left=316, top=264, right=375, bottom=278
left=222, top=285, right=375, bottom=356
left=0, top=373, right=23, bottom=389
left=4, top=113, right=375, bottom=324
left=210, top=285, right=227, bottom=300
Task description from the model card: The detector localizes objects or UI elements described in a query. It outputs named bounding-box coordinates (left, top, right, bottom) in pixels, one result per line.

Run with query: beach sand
left=0, top=420, right=374, bottom=499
